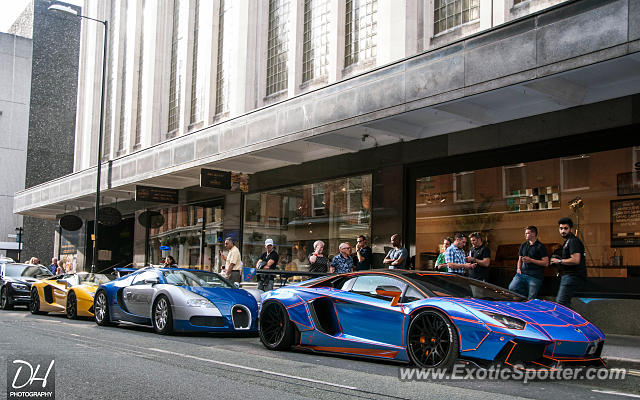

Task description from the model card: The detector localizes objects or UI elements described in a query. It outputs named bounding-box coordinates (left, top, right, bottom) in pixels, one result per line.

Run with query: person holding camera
left=550, top=217, right=587, bottom=309
left=355, top=235, right=372, bottom=270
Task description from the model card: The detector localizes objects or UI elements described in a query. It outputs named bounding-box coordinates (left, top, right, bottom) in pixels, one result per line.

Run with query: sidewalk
left=602, top=334, right=640, bottom=370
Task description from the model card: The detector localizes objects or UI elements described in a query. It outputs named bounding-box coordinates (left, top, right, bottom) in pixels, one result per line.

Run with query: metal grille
left=302, top=0, right=330, bottom=83
left=215, top=0, right=231, bottom=115
left=167, top=0, right=180, bottom=135
left=344, top=0, right=377, bottom=68
left=266, top=0, right=290, bottom=96
left=102, top=0, right=116, bottom=161
left=231, top=305, right=251, bottom=329
left=189, top=0, right=201, bottom=124
left=433, top=0, right=479, bottom=35
left=117, top=7, right=128, bottom=154
left=134, top=0, right=145, bottom=148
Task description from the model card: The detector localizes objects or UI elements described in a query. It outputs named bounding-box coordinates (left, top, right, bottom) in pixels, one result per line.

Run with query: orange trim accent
left=302, top=346, right=399, bottom=359
left=375, top=289, right=402, bottom=306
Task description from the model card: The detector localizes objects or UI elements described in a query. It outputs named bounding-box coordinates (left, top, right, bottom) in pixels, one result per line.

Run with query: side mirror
left=56, top=280, right=68, bottom=288
left=234, top=282, right=240, bottom=289
left=375, top=285, right=403, bottom=306
left=144, top=278, right=159, bottom=285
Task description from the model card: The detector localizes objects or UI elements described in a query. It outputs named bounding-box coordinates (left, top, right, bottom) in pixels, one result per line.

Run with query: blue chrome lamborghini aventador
left=94, top=267, right=261, bottom=334
left=259, top=270, right=605, bottom=370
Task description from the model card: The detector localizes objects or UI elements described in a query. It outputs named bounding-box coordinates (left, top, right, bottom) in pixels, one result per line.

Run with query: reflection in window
left=302, top=0, right=330, bottom=83
left=215, top=0, right=232, bottom=115
left=561, top=156, right=589, bottom=191
left=434, top=0, right=480, bottom=35
left=454, top=172, right=474, bottom=202
left=167, top=0, right=181, bottom=135
left=312, top=183, right=326, bottom=217
left=242, top=175, right=371, bottom=275
left=503, top=164, right=526, bottom=197
left=345, top=0, right=377, bottom=67
left=266, top=0, right=290, bottom=96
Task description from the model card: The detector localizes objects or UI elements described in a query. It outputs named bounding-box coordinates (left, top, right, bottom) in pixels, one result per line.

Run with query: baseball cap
left=265, top=238, right=274, bottom=246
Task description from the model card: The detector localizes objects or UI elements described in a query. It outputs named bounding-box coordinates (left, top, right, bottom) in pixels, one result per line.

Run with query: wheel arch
left=407, top=305, right=462, bottom=353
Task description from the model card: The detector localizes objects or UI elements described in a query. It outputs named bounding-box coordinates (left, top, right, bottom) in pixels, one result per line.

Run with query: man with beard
left=550, top=217, right=587, bottom=308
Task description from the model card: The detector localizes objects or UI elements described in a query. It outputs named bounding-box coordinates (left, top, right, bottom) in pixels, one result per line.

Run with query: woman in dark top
left=308, top=240, right=328, bottom=273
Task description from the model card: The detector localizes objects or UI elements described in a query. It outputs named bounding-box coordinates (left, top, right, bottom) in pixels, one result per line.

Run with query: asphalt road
left=0, top=308, right=638, bottom=400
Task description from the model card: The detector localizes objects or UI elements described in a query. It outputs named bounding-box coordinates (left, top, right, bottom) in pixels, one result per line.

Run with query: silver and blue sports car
left=94, top=267, right=261, bottom=334
left=259, top=270, right=605, bottom=370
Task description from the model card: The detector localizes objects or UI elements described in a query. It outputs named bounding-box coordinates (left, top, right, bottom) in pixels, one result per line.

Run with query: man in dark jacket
left=550, top=217, right=587, bottom=308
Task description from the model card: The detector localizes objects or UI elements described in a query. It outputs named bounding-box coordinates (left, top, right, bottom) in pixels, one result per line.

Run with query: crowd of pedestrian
left=433, top=217, right=586, bottom=308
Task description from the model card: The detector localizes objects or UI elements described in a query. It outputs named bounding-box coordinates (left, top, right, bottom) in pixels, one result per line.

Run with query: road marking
left=591, top=390, right=640, bottom=398
left=148, top=348, right=358, bottom=391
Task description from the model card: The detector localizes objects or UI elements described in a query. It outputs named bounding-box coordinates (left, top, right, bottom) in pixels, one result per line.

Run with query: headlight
left=11, top=283, right=28, bottom=291
left=481, top=311, right=526, bottom=330
left=186, top=298, right=216, bottom=308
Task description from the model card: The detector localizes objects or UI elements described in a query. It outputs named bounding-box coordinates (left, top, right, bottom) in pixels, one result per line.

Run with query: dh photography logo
left=6, top=356, right=55, bottom=399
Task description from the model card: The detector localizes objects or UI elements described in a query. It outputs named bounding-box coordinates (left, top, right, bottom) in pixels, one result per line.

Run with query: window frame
left=453, top=171, right=475, bottom=203
left=560, top=155, right=590, bottom=192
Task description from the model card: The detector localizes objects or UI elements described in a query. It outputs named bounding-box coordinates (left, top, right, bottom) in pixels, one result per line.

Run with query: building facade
left=0, top=32, right=31, bottom=260
left=14, top=0, right=640, bottom=332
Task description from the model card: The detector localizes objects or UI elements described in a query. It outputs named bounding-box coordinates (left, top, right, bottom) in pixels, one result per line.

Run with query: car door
left=331, top=274, right=408, bottom=347
left=52, top=275, right=75, bottom=307
left=122, top=270, right=159, bottom=317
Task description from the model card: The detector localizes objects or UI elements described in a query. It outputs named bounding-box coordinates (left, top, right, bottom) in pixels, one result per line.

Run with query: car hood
left=451, top=298, right=604, bottom=342
left=183, top=286, right=258, bottom=311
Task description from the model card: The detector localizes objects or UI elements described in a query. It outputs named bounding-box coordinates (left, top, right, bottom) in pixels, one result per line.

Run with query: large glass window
left=148, top=203, right=224, bottom=271
left=167, top=0, right=181, bottom=135
left=415, top=147, right=639, bottom=291
left=266, top=0, right=290, bottom=96
left=302, top=0, right=330, bottom=83
left=344, top=0, right=377, bottom=67
left=189, top=0, right=201, bottom=124
left=434, top=0, right=480, bottom=35
left=215, top=0, right=233, bottom=115
left=243, top=174, right=372, bottom=277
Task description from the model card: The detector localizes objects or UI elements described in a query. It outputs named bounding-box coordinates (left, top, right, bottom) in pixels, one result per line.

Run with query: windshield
left=162, top=270, right=233, bottom=288
left=77, top=273, right=114, bottom=285
left=3, top=264, right=53, bottom=279
left=406, top=273, right=526, bottom=302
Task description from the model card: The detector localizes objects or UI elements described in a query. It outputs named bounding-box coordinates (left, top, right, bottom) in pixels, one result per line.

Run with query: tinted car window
left=162, top=270, right=232, bottom=288
left=406, top=273, right=525, bottom=301
left=3, top=264, right=52, bottom=278
left=350, top=275, right=407, bottom=300
left=131, top=270, right=160, bottom=285
left=401, top=286, right=425, bottom=303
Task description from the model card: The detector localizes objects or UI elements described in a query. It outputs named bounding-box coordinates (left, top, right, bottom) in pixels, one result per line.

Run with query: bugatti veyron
left=259, top=270, right=605, bottom=370
left=94, top=267, right=261, bottom=334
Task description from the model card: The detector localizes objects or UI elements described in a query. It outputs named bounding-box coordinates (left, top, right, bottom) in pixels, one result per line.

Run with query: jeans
left=555, top=274, right=585, bottom=309
left=508, top=273, right=543, bottom=300
left=257, top=277, right=274, bottom=292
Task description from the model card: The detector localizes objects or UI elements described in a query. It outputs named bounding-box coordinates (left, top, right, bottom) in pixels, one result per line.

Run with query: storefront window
left=243, top=174, right=372, bottom=275
left=415, top=147, right=639, bottom=292
left=148, top=203, right=224, bottom=270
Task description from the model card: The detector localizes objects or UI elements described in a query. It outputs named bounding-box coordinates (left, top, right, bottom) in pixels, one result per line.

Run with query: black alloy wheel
left=1, top=286, right=13, bottom=310
left=29, top=288, right=46, bottom=315
left=259, top=301, right=293, bottom=350
left=66, top=291, right=77, bottom=319
left=407, top=309, right=458, bottom=370
left=94, top=291, right=113, bottom=326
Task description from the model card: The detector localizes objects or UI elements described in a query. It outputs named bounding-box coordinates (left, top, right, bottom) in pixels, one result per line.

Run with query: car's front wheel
left=1, top=286, right=13, bottom=310
left=94, top=291, right=113, bottom=326
left=407, top=309, right=459, bottom=370
left=66, top=291, right=77, bottom=319
left=29, top=288, right=46, bottom=315
left=152, top=296, right=173, bottom=335
left=259, top=301, right=293, bottom=350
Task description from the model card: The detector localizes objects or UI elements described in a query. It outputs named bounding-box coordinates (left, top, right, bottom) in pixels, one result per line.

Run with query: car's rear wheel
left=407, top=309, right=458, bottom=370
left=1, top=286, right=13, bottom=310
left=66, top=291, right=77, bottom=319
left=29, top=288, right=46, bottom=315
left=94, top=290, right=113, bottom=326
left=259, top=301, right=293, bottom=350
left=152, top=296, right=173, bottom=335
